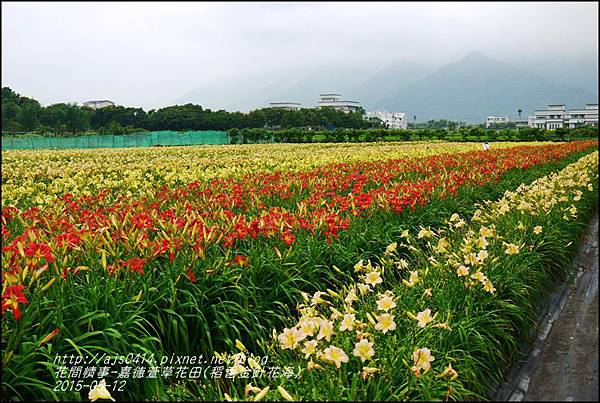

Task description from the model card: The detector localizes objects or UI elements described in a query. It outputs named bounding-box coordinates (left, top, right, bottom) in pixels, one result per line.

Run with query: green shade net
left=1, top=131, right=229, bottom=150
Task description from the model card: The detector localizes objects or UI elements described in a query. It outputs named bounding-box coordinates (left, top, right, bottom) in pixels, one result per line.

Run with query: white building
left=485, top=116, right=509, bottom=128
left=317, top=93, right=361, bottom=113
left=529, top=103, right=598, bottom=129
left=268, top=102, right=302, bottom=111
left=82, top=100, right=115, bottom=109
left=566, top=103, right=598, bottom=128
left=366, top=110, right=408, bottom=129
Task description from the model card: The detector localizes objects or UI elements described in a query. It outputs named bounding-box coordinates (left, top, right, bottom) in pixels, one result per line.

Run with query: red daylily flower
left=122, top=258, right=146, bottom=275
left=2, top=285, right=29, bottom=320
left=53, top=232, right=81, bottom=249
left=281, top=229, right=296, bottom=246
left=24, top=242, right=54, bottom=262
left=233, top=255, right=248, bottom=267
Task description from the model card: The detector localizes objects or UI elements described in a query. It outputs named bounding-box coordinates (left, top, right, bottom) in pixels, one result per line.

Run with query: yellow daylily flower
left=503, top=242, right=520, bottom=255
left=411, top=347, right=435, bottom=376
left=329, top=307, right=343, bottom=321
left=310, top=291, right=328, bottom=306
left=278, top=328, right=304, bottom=350
left=301, top=340, right=318, bottom=359
left=477, top=249, right=489, bottom=262
left=354, top=260, right=365, bottom=272
left=454, top=219, right=466, bottom=228
left=364, top=271, right=383, bottom=287
left=396, top=258, right=409, bottom=270
left=353, top=339, right=375, bottom=362
left=296, top=318, right=317, bottom=338
left=357, top=283, right=371, bottom=295
left=385, top=242, right=398, bottom=255
left=483, top=279, right=496, bottom=294
left=471, top=271, right=486, bottom=283
left=316, top=319, right=335, bottom=342
left=479, top=226, right=494, bottom=237
left=456, top=265, right=469, bottom=277
left=437, top=363, right=459, bottom=380
left=339, top=313, right=356, bottom=331
left=374, top=313, right=396, bottom=334
left=361, top=366, right=380, bottom=380
left=375, top=293, right=396, bottom=312
left=415, top=309, right=434, bottom=328
left=402, top=271, right=420, bottom=287
left=417, top=228, right=434, bottom=239
left=88, top=379, right=115, bottom=402
left=322, top=345, right=349, bottom=368
left=344, top=288, right=358, bottom=305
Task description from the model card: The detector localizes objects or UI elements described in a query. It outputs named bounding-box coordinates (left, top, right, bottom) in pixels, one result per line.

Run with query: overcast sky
left=2, top=1, right=598, bottom=110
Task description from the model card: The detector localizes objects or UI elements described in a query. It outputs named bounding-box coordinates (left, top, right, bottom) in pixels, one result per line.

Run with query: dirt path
left=524, top=212, right=598, bottom=401
left=493, top=212, right=598, bottom=401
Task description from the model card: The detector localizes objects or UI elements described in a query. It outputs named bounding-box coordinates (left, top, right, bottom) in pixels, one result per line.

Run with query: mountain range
left=176, top=51, right=598, bottom=123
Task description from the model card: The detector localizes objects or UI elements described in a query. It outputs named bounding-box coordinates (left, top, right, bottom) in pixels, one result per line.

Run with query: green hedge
left=227, top=126, right=598, bottom=144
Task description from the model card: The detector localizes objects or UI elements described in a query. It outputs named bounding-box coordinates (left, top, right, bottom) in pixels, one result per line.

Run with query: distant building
left=82, top=100, right=115, bottom=109
left=269, top=102, right=302, bottom=111
left=317, top=93, right=361, bottom=113
left=513, top=119, right=529, bottom=128
left=528, top=103, right=598, bottom=129
left=366, top=110, right=408, bottom=129
left=485, top=116, right=509, bottom=128
left=530, top=104, right=568, bottom=129
left=567, top=103, right=598, bottom=128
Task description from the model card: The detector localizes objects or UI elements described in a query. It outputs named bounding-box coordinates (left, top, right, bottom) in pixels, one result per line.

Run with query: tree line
left=3, top=87, right=597, bottom=142
left=1, top=87, right=381, bottom=136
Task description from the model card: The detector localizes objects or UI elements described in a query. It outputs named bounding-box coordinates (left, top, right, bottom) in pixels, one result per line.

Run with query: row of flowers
left=203, top=150, right=598, bottom=401
left=2, top=142, right=596, bottom=326
left=2, top=141, right=512, bottom=208
left=2, top=141, right=596, bottom=323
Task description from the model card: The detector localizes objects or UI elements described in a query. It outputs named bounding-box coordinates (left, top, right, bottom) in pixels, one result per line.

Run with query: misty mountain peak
left=377, top=52, right=596, bottom=122
left=447, top=51, right=504, bottom=72
left=460, top=50, right=491, bottom=62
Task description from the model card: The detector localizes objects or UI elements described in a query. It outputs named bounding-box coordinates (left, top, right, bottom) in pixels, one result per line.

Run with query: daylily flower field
left=1, top=140, right=598, bottom=401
